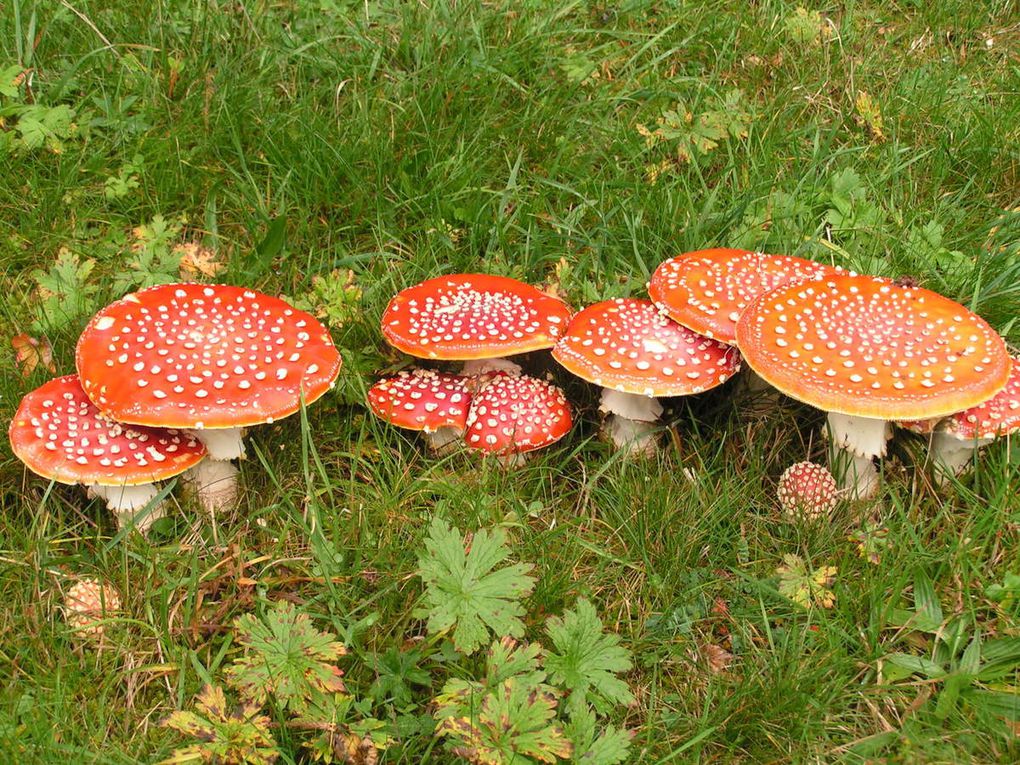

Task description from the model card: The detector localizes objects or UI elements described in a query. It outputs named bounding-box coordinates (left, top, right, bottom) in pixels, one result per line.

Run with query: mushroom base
left=182, top=460, right=240, bottom=514
left=603, top=415, right=660, bottom=457
left=424, top=426, right=464, bottom=455
left=828, top=448, right=880, bottom=500
left=87, top=483, right=165, bottom=532
left=188, top=427, right=246, bottom=461
left=928, top=432, right=994, bottom=485
left=598, top=389, right=663, bottom=456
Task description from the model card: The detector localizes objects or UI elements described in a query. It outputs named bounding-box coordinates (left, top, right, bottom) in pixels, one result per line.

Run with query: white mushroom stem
left=460, top=357, right=523, bottom=377
left=927, top=432, right=994, bottom=485
left=825, top=413, right=892, bottom=499
left=599, top=389, right=663, bottom=456
left=87, top=483, right=165, bottom=532
left=188, top=427, right=246, bottom=460
left=423, top=426, right=464, bottom=455
left=181, top=460, right=240, bottom=514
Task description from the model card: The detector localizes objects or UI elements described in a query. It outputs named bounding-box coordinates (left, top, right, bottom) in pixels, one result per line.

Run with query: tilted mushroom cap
left=900, top=354, right=1020, bottom=440
left=381, top=274, right=572, bottom=360
left=75, top=284, right=342, bottom=430
left=464, top=374, right=572, bottom=454
left=648, top=248, right=843, bottom=344
left=552, top=298, right=741, bottom=397
left=9, top=374, right=207, bottom=487
left=734, top=274, right=1011, bottom=420
left=367, top=369, right=471, bottom=433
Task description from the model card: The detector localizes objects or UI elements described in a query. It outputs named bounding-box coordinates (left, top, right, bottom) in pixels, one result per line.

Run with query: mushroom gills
left=188, top=427, right=246, bottom=460
left=87, top=483, right=165, bottom=531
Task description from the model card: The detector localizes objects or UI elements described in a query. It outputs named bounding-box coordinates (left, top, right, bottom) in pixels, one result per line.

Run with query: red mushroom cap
left=75, top=284, right=342, bottom=430
left=464, top=374, right=572, bottom=454
left=552, top=298, right=741, bottom=397
left=649, top=248, right=843, bottom=344
left=901, top=354, right=1020, bottom=440
left=777, top=461, right=838, bottom=519
left=381, top=274, right=572, bottom=360
left=366, top=369, right=471, bottom=432
left=9, top=374, right=207, bottom=487
left=734, top=275, right=1011, bottom=420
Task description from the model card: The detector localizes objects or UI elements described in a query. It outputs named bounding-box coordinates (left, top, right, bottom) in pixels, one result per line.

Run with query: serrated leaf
left=564, top=704, right=631, bottom=765
left=225, top=601, right=347, bottom=713
left=544, top=600, right=633, bottom=715
left=487, top=637, right=545, bottom=687
left=162, top=684, right=279, bottom=765
left=417, top=517, right=536, bottom=655
left=436, top=678, right=572, bottom=765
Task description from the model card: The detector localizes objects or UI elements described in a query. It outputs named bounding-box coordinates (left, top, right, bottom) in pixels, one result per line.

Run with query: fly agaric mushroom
left=380, top=274, right=572, bottom=371
left=735, top=274, right=1011, bottom=498
left=75, top=284, right=342, bottom=510
left=552, top=298, right=740, bottom=455
left=464, top=373, right=572, bottom=461
left=649, top=248, right=843, bottom=406
left=648, top=248, right=843, bottom=344
left=9, top=375, right=207, bottom=530
left=777, top=462, right=839, bottom=520
left=899, top=354, right=1020, bottom=483
left=63, top=577, right=122, bottom=639
left=367, top=368, right=472, bottom=453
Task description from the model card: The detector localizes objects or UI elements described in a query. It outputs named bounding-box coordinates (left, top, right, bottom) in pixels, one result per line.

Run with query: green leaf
left=369, top=647, right=431, bottom=707
left=564, top=704, right=631, bottom=765
left=30, top=249, right=99, bottom=332
left=435, top=678, right=572, bottom=765
left=544, top=599, right=633, bottom=715
left=978, top=637, right=1020, bottom=681
left=417, top=517, right=536, bottom=655
left=882, top=652, right=947, bottom=681
left=225, top=601, right=348, bottom=713
left=963, top=689, right=1020, bottom=721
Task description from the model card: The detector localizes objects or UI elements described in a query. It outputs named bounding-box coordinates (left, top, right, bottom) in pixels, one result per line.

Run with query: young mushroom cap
left=63, top=578, right=122, bottom=639
left=464, top=374, right=572, bottom=455
left=777, top=461, right=839, bottom=520
left=649, top=248, right=843, bottom=344
left=75, top=283, right=342, bottom=431
left=551, top=298, right=741, bottom=397
left=367, top=369, right=472, bottom=433
left=380, top=274, right=572, bottom=360
left=734, top=275, right=1010, bottom=421
left=9, top=374, right=207, bottom=488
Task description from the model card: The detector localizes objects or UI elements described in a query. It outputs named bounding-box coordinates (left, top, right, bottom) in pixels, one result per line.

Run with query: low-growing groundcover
left=1, top=1, right=1019, bottom=762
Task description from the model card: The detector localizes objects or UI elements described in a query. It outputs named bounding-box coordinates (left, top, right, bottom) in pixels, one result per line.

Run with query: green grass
left=2, top=0, right=1019, bottom=762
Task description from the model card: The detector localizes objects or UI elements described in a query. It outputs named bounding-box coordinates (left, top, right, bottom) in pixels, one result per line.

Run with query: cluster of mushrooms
left=367, top=249, right=1019, bottom=499
left=9, top=283, right=341, bottom=530
left=9, top=249, right=1019, bottom=533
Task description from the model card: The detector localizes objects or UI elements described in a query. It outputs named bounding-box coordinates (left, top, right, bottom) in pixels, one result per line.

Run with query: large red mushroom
left=736, top=275, right=1010, bottom=497
left=380, top=274, right=572, bottom=374
left=552, top=298, right=740, bottom=455
left=74, top=284, right=342, bottom=511
left=9, top=375, right=208, bottom=530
